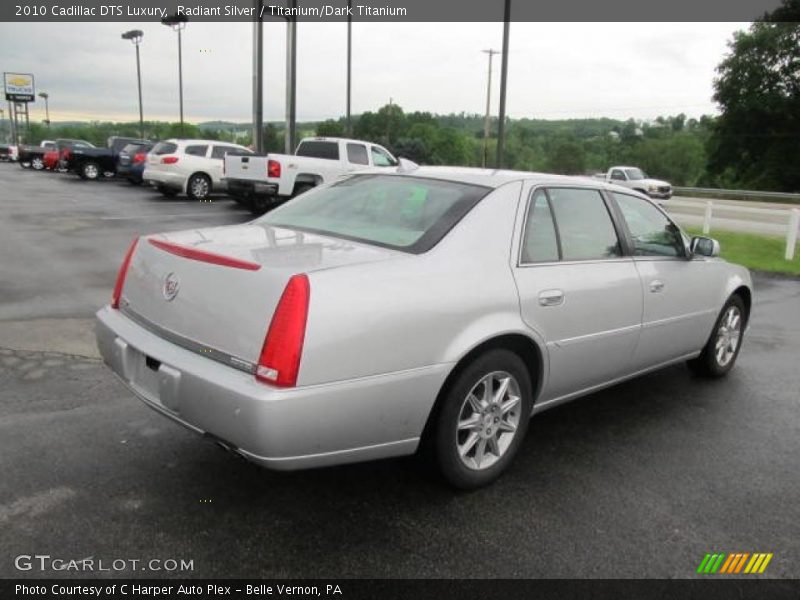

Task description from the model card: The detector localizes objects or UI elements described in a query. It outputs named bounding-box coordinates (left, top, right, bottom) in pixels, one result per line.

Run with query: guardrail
left=667, top=199, right=800, bottom=260
left=674, top=186, right=800, bottom=202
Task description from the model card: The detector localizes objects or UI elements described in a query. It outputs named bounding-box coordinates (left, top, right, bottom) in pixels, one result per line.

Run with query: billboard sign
left=4, top=72, right=35, bottom=102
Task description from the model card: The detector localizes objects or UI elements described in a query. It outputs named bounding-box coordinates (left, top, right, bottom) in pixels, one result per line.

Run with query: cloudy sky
left=0, top=22, right=747, bottom=124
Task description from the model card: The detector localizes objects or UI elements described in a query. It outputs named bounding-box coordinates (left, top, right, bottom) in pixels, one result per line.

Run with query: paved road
left=667, top=195, right=799, bottom=236
left=1, top=163, right=799, bottom=579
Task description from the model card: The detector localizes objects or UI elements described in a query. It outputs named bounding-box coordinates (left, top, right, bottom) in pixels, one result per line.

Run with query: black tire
left=158, top=184, right=178, bottom=198
left=81, top=161, right=101, bottom=181
left=250, top=195, right=278, bottom=215
left=187, top=173, right=212, bottom=201
left=292, top=182, right=314, bottom=197
left=431, top=349, right=533, bottom=489
left=31, top=157, right=45, bottom=170
left=687, top=295, right=747, bottom=378
left=20, top=160, right=32, bottom=169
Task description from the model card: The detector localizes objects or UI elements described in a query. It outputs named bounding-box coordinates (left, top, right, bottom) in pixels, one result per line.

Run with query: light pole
left=161, top=13, right=188, bottom=136
left=481, top=48, right=500, bottom=169
left=495, top=0, right=511, bottom=169
left=346, top=0, right=352, bottom=136
left=121, top=30, right=144, bottom=139
left=37, top=92, right=50, bottom=128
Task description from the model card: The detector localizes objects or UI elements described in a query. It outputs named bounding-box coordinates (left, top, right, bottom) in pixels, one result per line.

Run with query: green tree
left=546, top=138, right=586, bottom=174
left=708, top=2, right=800, bottom=190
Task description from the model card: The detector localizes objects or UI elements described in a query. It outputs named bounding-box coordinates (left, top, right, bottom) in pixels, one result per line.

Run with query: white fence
left=667, top=199, right=800, bottom=261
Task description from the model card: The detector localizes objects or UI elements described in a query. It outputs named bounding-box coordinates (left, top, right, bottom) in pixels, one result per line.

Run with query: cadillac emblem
left=162, top=272, right=180, bottom=301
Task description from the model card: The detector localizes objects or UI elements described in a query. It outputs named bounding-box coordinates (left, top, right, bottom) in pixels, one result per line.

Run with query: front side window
left=258, top=175, right=489, bottom=253
left=346, top=143, right=369, bottom=165
left=211, top=145, right=237, bottom=160
left=521, top=189, right=559, bottom=263
left=184, top=145, right=208, bottom=157
left=611, top=169, right=626, bottom=181
left=624, top=168, right=647, bottom=180
left=371, top=146, right=397, bottom=167
left=547, top=188, right=621, bottom=261
left=613, top=193, right=685, bottom=257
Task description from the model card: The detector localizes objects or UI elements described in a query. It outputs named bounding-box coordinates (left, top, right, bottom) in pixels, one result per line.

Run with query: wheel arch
left=185, top=171, right=213, bottom=193
left=731, top=284, right=752, bottom=326
left=420, top=332, right=546, bottom=446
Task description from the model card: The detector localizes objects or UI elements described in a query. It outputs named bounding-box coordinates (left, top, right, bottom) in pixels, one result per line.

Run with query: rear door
left=609, top=191, right=721, bottom=368
left=512, top=185, right=643, bottom=403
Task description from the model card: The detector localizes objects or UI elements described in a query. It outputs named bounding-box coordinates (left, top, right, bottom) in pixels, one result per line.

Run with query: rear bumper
left=143, top=169, right=185, bottom=191
left=225, top=178, right=279, bottom=198
left=95, top=306, right=447, bottom=470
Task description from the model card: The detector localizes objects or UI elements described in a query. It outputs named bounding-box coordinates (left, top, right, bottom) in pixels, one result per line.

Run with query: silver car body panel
left=96, top=167, right=752, bottom=470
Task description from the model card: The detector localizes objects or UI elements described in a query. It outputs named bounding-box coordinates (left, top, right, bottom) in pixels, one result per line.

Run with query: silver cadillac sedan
left=96, top=168, right=752, bottom=488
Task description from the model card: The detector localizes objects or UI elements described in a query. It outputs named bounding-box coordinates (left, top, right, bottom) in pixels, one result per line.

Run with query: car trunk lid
left=119, top=223, right=400, bottom=370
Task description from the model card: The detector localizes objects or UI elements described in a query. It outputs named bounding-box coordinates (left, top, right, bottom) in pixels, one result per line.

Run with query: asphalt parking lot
left=1, top=162, right=799, bottom=579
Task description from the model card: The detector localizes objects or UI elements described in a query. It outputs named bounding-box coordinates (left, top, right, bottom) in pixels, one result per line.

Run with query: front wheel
left=687, top=295, right=746, bottom=377
left=432, top=349, right=533, bottom=489
left=19, top=160, right=32, bottom=169
left=31, top=157, right=45, bottom=170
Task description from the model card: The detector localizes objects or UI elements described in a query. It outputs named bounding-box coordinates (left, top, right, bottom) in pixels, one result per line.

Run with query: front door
left=609, top=191, right=721, bottom=369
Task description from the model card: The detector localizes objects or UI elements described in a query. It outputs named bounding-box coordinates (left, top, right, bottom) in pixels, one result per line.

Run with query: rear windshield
left=257, top=174, right=490, bottom=253
left=152, top=142, right=178, bottom=155
left=296, top=141, right=339, bottom=160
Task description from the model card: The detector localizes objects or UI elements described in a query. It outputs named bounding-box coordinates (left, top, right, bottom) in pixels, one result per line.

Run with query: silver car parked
left=96, top=168, right=752, bottom=488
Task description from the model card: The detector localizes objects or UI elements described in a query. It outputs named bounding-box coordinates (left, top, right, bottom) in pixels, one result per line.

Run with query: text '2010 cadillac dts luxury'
left=96, top=167, right=752, bottom=488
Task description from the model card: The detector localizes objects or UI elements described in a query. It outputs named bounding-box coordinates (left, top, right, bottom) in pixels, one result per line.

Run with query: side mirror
left=690, top=236, right=720, bottom=257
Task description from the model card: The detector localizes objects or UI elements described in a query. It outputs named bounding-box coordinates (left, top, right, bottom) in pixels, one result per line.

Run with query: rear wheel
left=81, top=162, right=101, bottom=180
left=31, top=157, right=45, bottom=170
left=687, top=295, right=746, bottom=378
left=432, top=349, right=533, bottom=489
left=292, top=182, right=314, bottom=197
left=187, top=173, right=212, bottom=201
left=158, top=184, right=178, bottom=198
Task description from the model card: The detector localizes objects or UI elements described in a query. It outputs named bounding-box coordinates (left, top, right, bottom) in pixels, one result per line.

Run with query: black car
left=116, top=142, right=153, bottom=184
left=65, top=136, right=150, bottom=180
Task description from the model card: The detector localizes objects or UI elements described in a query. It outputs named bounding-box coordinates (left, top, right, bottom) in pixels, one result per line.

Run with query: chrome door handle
left=538, top=289, right=564, bottom=307
left=649, top=280, right=665, bottom=293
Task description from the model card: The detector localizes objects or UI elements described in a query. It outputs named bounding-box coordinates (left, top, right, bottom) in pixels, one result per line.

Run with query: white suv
left=143, top=139, right=252, bottom=201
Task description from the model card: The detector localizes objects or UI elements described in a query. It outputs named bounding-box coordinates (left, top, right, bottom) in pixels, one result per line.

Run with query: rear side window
left=152, top=142, right=178, bottom=155
left=296, top=141, right=339, bottom=160
left=259, top=174, right=490, bottom=254
left=521, top=189, right=559, bottom=263
left=184, top=145, right=208, bottom=157
left=546, top=188, right=621, bottom=261
left=346, top=143, right=369, bottom=165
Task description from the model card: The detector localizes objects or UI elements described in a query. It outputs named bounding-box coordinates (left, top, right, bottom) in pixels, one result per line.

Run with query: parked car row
left=12, top=135, right=401, bottom=214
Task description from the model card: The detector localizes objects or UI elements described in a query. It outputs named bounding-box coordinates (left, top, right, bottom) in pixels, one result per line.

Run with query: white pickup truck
left=223, top=137, right=399, bottom=212
left=599, top=166, right=672, bottom=200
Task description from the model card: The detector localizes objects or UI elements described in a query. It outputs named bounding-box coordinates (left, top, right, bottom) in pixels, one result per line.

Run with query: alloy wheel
left=456, top=371, right=522, bottom=470
left=715, top=305, right=742, bottom=367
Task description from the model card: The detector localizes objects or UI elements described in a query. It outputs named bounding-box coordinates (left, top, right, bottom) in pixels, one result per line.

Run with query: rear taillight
left=256, top=274, right=310, bottom=388
left=133, top=152, right=146, bottom=164
left=267, top=159, right=281, bottom=178
left=111, top=238, right=139, bottom=309
left=161, top=156, right=179, bottom=164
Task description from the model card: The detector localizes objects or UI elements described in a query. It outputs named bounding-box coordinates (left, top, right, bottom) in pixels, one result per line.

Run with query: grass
left=685, top=227, right=800, bottom=277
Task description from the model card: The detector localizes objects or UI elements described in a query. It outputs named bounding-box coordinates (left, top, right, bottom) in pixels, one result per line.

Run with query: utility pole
left=346, top=0, right=352, bottom=136
left=496, top=0, right=511, bottom=169
left=481, top=48, right=499, bottom=169
left=285, top=0, right=297, bottom=154
left=161, top=13, right=189, bottom=136
left=252, top=0, right=264, bottom=153
left=121, top=30, right=145, bottom=139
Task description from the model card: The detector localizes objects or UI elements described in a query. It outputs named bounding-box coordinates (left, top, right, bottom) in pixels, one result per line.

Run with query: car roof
left=301, top=136, right=384, bottom=146
left=164, top=139, right=247, bottom=147
left=393, top=166, right=620, bottom=191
